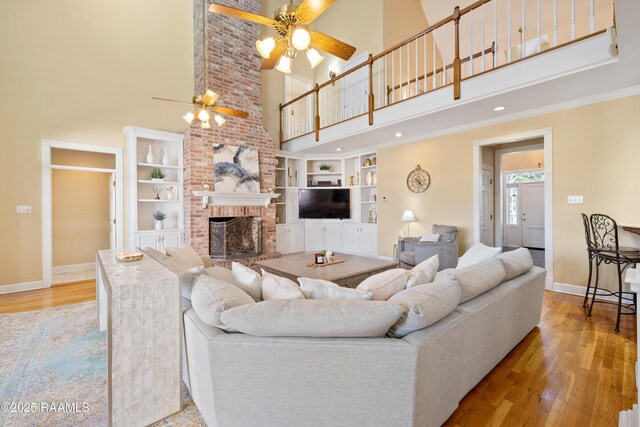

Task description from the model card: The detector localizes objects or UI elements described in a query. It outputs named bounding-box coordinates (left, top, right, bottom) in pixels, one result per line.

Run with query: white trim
left=377, top=255, right=395, bottom=262
left=480, top=165, right=495, bottom=246
left=53, top=262, right=96, bottom=274
left=50, top=165, right=116, bottom=174
left=473, top=128, right=553, bottom=289
left=0, top=281, right=46, bottom=295
left=42, top=139, right=124, bottom=288
left=551, top=282, right=619, bottom=303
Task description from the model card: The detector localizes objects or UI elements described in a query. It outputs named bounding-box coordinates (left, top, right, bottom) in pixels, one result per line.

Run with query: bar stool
left=587, top=213, right=640, bottom=332
left=580, top=213, right=597, bottom=308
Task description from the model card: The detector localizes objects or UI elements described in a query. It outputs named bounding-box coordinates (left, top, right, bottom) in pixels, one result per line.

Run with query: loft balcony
left=280, top=0, right=640, bottom=154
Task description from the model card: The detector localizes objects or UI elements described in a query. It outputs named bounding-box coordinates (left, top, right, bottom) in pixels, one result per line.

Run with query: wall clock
left=406, top=165, right=431, bottom=193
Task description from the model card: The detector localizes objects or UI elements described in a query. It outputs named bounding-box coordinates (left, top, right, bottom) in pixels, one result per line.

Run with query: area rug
left=0, top=302, right=205, bottom=426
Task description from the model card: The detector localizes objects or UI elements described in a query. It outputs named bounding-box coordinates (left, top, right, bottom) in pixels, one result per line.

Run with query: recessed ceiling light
left=395, top=132, right=403, bottom=138
left=336, top=147, right=342, bottom=152
left=493, top=106, right=506, bottom=111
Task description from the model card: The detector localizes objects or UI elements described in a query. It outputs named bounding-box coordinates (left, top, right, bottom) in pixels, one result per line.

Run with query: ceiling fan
left=209, top=0, right=356, bottom=73
left=152, top=91, right=249, bottom=129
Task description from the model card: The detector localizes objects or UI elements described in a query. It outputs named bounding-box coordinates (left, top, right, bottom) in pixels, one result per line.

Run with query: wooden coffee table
left=254, top=252, right=398, bottom=288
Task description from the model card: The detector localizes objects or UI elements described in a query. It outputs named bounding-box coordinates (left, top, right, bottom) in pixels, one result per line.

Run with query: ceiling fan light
left=276, top=55, right=292, bottom=73
left=197, top=108, right=210, bottom=122
left=214, top=115, right=227, bottom=127
left=201, top=121, right=211, bottom=129
left=306, top=48, right=324, bottom=69
left=256, top=37, right=276, bottom=59
left=202, top=90, right=220, bottom=105
left=182, top=112, right=195, bottom=124
left=291, top=28, right=311, bottom=50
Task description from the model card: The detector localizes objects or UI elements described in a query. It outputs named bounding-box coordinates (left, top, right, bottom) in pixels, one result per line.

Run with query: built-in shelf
left=307, top=172, right=341, bottom=175
left=138, top=199, right=181, bottom=203
left=275, top=167, right=286, bottom=171
left=137, top=228, right=182, bottom=233
left=192, top=191, right=280, bottom=208
left=361, top=165, right=377, bottom=170
left=137, top=162, right=180, bottom=169
left=361, top=201, right=378, bottom=204
left=138, top=180, right=181, bottom=185
left=360, top=185, right=377, bottom=188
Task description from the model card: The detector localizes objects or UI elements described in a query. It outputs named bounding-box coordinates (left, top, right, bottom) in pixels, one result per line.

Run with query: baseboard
left=0, top=280, right=48, bottom=295
left=53, top=262, right=95, bottom=274
left=551, top=281, right=619, bottom=303
left=377, top=255, right=395, bottom=262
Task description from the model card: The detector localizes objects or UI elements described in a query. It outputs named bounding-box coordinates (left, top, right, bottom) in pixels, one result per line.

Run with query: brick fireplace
left=183, top=0, right=277, bottom=266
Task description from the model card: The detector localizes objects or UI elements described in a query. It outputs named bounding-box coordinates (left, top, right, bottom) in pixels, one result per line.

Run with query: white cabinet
left=276, top=226, right=287, bottom=253
left=135, top=231, right=183, bottom=253
left=276, top=223, right=305, bottom=254
left=342, top=223, right=360, bottom=253
left=305, top=222, right=342, bottom=251
left=341, top=223, right=377, bottom=256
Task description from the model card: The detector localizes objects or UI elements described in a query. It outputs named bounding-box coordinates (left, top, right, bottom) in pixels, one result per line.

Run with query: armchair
left=398, top=224, right=458, bottom=270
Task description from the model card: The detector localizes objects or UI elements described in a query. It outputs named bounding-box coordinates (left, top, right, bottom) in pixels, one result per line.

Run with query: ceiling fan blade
left=310, top=31, right=356, bottom=61
left=261, top=41, right=287, bottom=70
left=296, top=0, right=335, bottom=24
left=152, top=96, right=193, bottom=106
left=209, top=4, right=276, bottom=27
left=212, top=106, right=249, bottom=118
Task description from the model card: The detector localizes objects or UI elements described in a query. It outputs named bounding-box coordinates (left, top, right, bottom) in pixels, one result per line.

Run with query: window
left=506, top=171, right=545, bottom=184
left=507, top=186, right=519, bottom=225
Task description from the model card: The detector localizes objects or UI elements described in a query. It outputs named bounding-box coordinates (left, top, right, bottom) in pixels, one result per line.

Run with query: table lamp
left=401, top=210, right=416, bottom=237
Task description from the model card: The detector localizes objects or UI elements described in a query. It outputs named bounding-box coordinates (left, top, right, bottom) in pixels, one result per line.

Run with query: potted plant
left=319, top=163, right=331, bottom=172
left=153, top=210, right=167, bottom=230
left=150, top=168, right=165, bottom=182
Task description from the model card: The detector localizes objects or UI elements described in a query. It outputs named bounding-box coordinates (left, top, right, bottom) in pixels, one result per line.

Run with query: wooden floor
left=0, top=286, right=636, bottom=425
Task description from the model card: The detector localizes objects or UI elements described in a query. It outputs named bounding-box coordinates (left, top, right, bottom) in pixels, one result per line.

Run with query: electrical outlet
left=567, top=196, right=584, bottom=205
left=16, top=205, right=32, bottom=214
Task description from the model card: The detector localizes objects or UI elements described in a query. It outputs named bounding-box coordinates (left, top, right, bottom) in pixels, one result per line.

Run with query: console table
left=620, top=267, right=640, bottom=427
left=96, top=249, right=182, bottom=426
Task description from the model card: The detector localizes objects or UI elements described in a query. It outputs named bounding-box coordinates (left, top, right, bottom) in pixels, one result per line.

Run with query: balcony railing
left=280, top=0, right=614, bottom=146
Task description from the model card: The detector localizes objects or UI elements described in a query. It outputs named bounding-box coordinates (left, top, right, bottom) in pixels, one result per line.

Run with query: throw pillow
left=419, top=233, right=440, bottom=243
left=298, top=277, right=372, bottom=300
left=261, top=270, right=305, bottom=301
left=497, top=248, right=534, bottom=282
left=434, top=268, right=456, bottom=282
left=356, top=268, right=408, bottom=300
left=456, top=243, right=502, bottom=269
left=180, top=266, right=206, bottom=300
left=220, top=299, right=403, bottom=338
left=405, top=254, right=439, bottom=288
left=191, top=274, right=255, bottom=329
left=232, top=262, right=263, bottom=301
left=455, top=258, right=506, bottom=303
left=387, top=279, right=461, bottom=338
left=166, top=245, right=205, bottom=269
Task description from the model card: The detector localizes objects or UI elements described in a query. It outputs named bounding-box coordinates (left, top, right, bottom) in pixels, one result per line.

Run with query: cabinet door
left=341, top=223, right=360, bottom=253
left=138, top=233, right=160, bottom=251
left=276, top=225, right=287, bottom=253
left=287, top=223, right=305, bottom=253
left=162, top=231, right=182, bottom=252
left=359, top=226, right=378, bottom=256
left=305, top=223, right=324, bottom=251
left=324, top=224, right=342, bottom=251
left=286, top=187, right=300, bottom=222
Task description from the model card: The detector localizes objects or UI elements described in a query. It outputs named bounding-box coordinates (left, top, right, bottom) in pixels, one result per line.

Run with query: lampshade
left=182, top=112, right=195, bottom=124
left=401, top=210, right=416, bottom=222
left=256, top=37, right=276, bottom=59
left=306, top=48, right=324, bottom=69
left=291, top=28, right=311, bottom=50
left=197, top=108, right=210, bottom=122
left=200, top=121, right=211, bottom=129
left=276, top=55, right=292, bottom=73
left=214, top=115, right=226, bottom=127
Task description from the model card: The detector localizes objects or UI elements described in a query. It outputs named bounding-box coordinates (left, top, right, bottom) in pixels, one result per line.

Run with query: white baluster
left=406, top=43, right=410, bottom=98
left=571, top=0, right=576, bottom=40
left=494, top=0, right=498, bottom=68
left=415, top=37, right=418, bottom=95
left=399, top=46, right=403, bottom=100
left=470, top=8, right=474, bottom=76
left=423, top=34, right=427, bottom=94
left=391, top=49, right=395, bottom=103
left=482, top=3, right=486, bottom=72
left=432, top=30, right=437, bottom=89
left=553, top=0, right=558, bottom=46
left=508, top=0, right=512, bottom=62
left=442, top=26, right=446, bottom=86
left=590, top=0, right=595, bottom=33
left=537, top=0, right=541, bottom=53
left=521, top=0, right=525, bottom=57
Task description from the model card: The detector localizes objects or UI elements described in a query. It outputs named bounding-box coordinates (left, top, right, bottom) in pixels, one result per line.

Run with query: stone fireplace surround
left=183, top=0, right=279, bottom=267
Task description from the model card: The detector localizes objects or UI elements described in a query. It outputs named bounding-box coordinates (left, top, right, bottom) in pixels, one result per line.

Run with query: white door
left=521, top=183, right=545, bottom=248
left=305, top=223, right=324, bottom=251
left=138, top=233, right=160, bottom=251
left=342, top=52, right=369, bottom=119
left=276, top=225, right=287, bottom=253
left=284, top=75, right=313, bottom=140
left=342, top=223, right=360, bottom=253
left=359, top=226, right=378, bottom=256
left=287, top=223, right=305, bottom=253
left=286, top=187, right=300, bottom=223
left=480, top=168, right=494, bottom=246
left=504, top=184, right=521, bottom=247
left=323, top=224, right=342, bottom=251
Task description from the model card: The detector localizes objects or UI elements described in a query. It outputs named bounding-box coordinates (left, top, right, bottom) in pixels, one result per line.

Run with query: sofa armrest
left=399, top=237, right=420, bottom=252
left=200, top=255, right=212, bottom=268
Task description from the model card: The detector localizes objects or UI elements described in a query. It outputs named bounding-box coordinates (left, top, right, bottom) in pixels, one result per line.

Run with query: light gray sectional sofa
left=182, top=263, right=546, bottom=427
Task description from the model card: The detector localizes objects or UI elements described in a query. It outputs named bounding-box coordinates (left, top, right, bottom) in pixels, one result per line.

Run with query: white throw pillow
left=419, top=233, right=440, bottom=243
left=387, top=279, right=461, bottom=338
left=405, top=255, right=439, bottom=288
left=181, top=266, right=206, bottom=300
left=497, top=248, right=534, bottom=282
left=455, top=258, right=506, bottom=303
left=298, top=277, right=372, bottom=300
left=261, top=270, right=305, bottom=301
left=166, top=245, right=204, bottom=269
left=232, top=262, right=263, bottom=301
left=220, top=299, right=403, bottom=338
left=191, top=274, right=255, bottom=329
left=357, top=268, right=408, bottom=301
left=456, top=243, right=502, bottom=269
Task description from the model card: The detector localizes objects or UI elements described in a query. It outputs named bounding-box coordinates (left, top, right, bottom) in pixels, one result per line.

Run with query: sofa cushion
left=204, top=266, right=235, bottom=284
left=387, top=279, right=461, bottom=338
left=456, top=243, right=502, bottom=269
left=357, top=268, right=408, bottom=300
left=232, top=262, right=262, bottom=301
left=298, top=277, right=372, bottom=300
left=261, top=270, right=305, bottom=301
left=434, top=268, right=456, bottom=282
left=219, top=299, right=404, bottom=337
left=497, top=248, right=534, bottom=282
left=166, top=245, right=205, bottom=269
left=419, top=233, right=440, bottom=242
left=191, top=274, right=255, bottom=329
left=405, top=255, right=439, bottom=288
left=455, top=258, right=506, bottom=303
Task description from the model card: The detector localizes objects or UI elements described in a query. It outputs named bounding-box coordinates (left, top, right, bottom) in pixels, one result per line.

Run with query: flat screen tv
left=298, top=188, right=351, bottom=219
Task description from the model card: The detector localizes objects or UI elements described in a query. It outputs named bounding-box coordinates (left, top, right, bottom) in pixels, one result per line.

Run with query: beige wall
left=0, top=1, right=193, bottom=286
left=502, top=149, right=544, bottom=171
left=378, top=94, right=640, bottom=288
left=53, top=170, right=111, bottom=266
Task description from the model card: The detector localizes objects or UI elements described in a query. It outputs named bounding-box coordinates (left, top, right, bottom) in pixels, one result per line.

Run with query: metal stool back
left=581, top=213, right=596, bottom=308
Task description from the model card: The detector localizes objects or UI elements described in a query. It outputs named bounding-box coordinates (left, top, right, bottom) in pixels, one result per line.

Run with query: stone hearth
left=183, top=0, right=277, bottom=265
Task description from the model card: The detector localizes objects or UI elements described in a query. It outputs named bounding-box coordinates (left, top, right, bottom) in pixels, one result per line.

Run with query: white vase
left=155, top=220, right=164, bottom=230
left=146, top=145, right=154, bottom=164
left=162, top=147, right=169, bottom=166
left=166, top=188, right=173, bottom=200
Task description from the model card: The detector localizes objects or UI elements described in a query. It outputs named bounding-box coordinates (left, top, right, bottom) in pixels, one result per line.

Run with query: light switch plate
left=16, top=205, right=32, bottom=214
left=568, top=196, right=584, bottom=204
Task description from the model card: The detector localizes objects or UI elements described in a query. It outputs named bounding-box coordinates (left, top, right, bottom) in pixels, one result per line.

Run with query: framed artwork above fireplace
left=213, top=144, right=260, bottom=193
